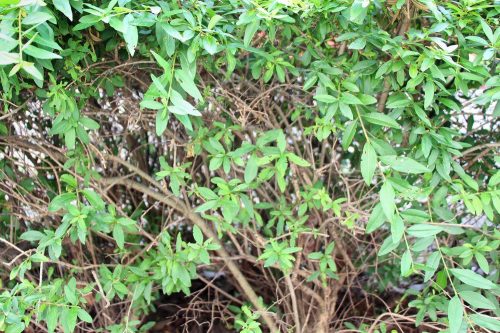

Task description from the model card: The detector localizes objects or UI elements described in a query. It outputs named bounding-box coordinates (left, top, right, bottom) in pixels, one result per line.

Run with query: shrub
left=0, top=0, right=498, bottom=332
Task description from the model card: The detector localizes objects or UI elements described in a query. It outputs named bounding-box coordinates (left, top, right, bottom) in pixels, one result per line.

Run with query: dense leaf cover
left=0, top=0, right=499, bottom=332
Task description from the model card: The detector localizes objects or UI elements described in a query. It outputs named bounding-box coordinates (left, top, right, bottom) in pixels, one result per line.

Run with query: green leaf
left=449, top=269, right=496, bottom=289
left=80, top=117, right=100, bottom=130
left=175, top=69, right=203, bottom=101
left=5, top=323, right=24, bottom=333
left=365, top=203, right=386, bottom=233
left=195, top=200, right=219, bottom=212
left=314, top=94, right=337, bottom=103
left=46, top=306, right=58, bottom=333
left=53, top=0, right=73, bottom=21
left=48, top=193, right=77, bottom=212
left=379, top=155, right=430, bottom=174
left=244, top=21, right=260, bottom=46
left=192, top=225, right=203, bottom=244
left=65, top=128, right=76, bottom=150
left=64, top=278, right=78, bottom=304
left=460, top=291, right=496, bottom=310
left=348, top=38, right=366, bottom=50
left=0, top=52, right=18, bottom=65
left=407, top=224, right=443, bottom=237
left=113, top=224, right=125, bottom=249
left=82, top=189, right=105, bottom=210
left=77, top=308, right=93, bottom=323
left=22, top=62, right=43, bottom=81
left=470, top=314, right=500, bottom=331
left=413, top=105, right=432, bottom=127
left=202, top=35, right=218, bottom=55
left=155, top=110, right=169, bottom=136
left=448, top=296, right=463, bottom=333
left=361, top=143, right=377, bottom=185
left=287, top=153, right=310, bottom=167
left=378, top=235, right=400, bottom=256
left=480, top=20, right=494, bottom=43
left=424, top=251, right=440, bottom=282
left=391, top=215, right=404, bottom=243
left=23, top=11, right=54, bottom=25
left=122, top=14, right=138, bottom=56
left=423, top=80, right=434, bottom=109
left=475, top=252, right=489, bottom=274
left=162, top=24, right=184, bottom=41
left=342, top=120, right=357, bottom=150
left=400, top=250, right=412, bottom=276
left=362, top=113, right=400, bottom=129
left=61, top=306, right=78, bottom=333
left=169, top=90, right=201, bottom=116
left=245, top=154, right=259, bottom=183
left=340, top=93, right=363, bottom=105
left=208, top=14, right=223, bottom=30
left=20, top=230, right=44, bottom=241
left=150, top=50, right=170, bottom=72
left=379, top=182, right=395, bottom=221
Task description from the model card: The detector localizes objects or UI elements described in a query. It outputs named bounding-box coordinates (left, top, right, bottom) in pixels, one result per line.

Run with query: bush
left=0, top=0, right=499, bottom=332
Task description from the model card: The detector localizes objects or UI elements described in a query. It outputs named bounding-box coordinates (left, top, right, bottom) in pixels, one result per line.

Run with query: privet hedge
left=0, top=0, right=499, bottom=332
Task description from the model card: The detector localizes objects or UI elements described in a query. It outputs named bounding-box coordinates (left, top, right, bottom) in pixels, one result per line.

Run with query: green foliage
left=0, top=0, right=499, bottom=332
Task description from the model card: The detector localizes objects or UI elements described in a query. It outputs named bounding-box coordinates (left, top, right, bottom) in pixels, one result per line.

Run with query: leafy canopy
left=0, top=0, right=499, bottom=332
